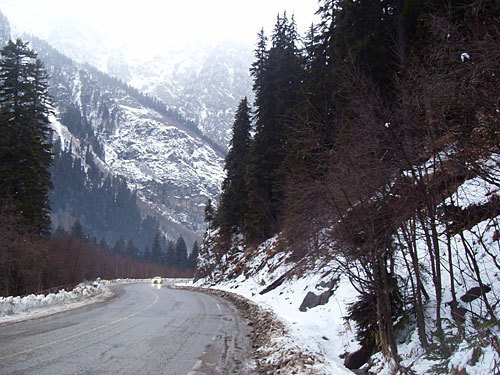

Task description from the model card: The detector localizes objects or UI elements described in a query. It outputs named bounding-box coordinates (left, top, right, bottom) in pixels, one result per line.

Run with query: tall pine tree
left=188, top=240, right=199, bottom=269
left=174, top=235, right=188, bottom=269
left=151, top=232, right=162, bottom=263
left=112, top=235, right=126, bottom=257
left=217, top=97, right=252, bottom=235
left=244, top=14, right=304, bottom=242
left=164, top=240, right=176, bottom=266
left=0, top=39, right=53, bottom=233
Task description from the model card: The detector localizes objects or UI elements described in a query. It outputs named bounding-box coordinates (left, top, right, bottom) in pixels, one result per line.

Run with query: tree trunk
left=401, top=222, right=429, bottom=349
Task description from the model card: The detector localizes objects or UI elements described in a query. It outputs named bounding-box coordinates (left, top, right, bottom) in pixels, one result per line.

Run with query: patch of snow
left=0, top=280, right=110, bottom=325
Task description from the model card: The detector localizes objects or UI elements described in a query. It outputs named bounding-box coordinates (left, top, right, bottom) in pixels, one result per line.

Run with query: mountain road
left=0, top=283, right=253, bottom=374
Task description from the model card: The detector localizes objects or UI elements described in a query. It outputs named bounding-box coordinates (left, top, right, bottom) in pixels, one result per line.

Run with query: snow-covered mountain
left=0, top=11, right=255, bottom=243
left=126, top=42, right=254, bottom=150
left=19, top=31, right=225, bottom=244
left=42, top=21, right=253, bottom=151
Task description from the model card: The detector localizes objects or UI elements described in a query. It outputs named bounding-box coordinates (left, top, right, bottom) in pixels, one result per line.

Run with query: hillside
left=195, top=1, right=500, bottom=373
left=197, top=153, right=500, bottom=374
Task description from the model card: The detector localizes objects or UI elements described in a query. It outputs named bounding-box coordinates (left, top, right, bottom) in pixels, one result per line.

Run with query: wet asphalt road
left=0, top=283, right=253, bottom=375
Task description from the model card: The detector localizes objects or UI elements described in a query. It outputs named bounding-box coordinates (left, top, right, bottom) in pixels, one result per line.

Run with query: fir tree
left=71, top=219, right=84, bottom=240
left=112, top=235, right=126, bottom=257
left=54, top=225, right=66, bottom=237
left=0, top=39, right=53, bottom=233
left=188, top=240, right=199, bottom=269
left=174, top=235, right=188, bottom=269
left=99, top=237, right=110, bottom=252
left=316, top=0, right=404, bottom=95
left=125, top=239, right=138, bottom=259
left=244, top=14, right=304, bottom=242
left=151, top=232, right=162, bottom=263
left=164, top=240, right=176, bottom=266
left=204, top=199, right=216, bottom=228
left=217, top=97, right=252, bottom=234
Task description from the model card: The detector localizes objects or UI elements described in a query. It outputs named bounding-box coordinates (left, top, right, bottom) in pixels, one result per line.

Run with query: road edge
left=175, top=285, right=328, bottom=374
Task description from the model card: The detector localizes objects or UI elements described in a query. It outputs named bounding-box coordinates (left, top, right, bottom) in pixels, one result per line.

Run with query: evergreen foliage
left=125, top=239, right=138, bottom=260
left=99, top=237, right=110, bottom=252
left=207, top=0, right=500, bottom=365
left=50, top=144, right=160, bottom=251
left=204, top=199, right=216, bottom=228
left=151, top=232, right=162, bottom=263
left=174, top=235, right=188, bottom=269
left=188, top=240, right=199, bottom=269
left=217, top=97, right=252, bottom=235
left=0, top=39, right=53, bottom=234
left=112, top=235, right=126, bottom=257
left=244, top=13, right=304, bottom=242
left=71, top=219, right=84, bottom=240
left=164, top=240, right=176, bottom=266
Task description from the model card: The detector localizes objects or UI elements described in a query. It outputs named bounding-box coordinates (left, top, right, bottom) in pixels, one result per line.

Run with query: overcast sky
left=1, top=0, right=320, bottom=50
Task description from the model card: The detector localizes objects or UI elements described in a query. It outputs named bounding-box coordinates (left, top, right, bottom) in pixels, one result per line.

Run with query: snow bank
left=209, top=272, right=357, bottom=374
left=0, top=280, right=110, bottom=324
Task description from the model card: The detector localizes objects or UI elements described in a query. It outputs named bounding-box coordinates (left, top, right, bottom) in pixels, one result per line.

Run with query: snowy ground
left=195, top=158, right=500, bottom=374
left=196, top=226, right=500, bottom=374
left=0, top=280, right=111, bottom=325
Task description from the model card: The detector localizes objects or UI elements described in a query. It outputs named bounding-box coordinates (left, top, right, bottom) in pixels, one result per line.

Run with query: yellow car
left=151, top=276, right=163, bottom=284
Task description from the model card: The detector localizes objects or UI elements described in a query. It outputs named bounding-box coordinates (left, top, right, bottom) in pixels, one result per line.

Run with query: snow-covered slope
left=103, top=103, right=224, bottom=234
left=197, top=155, right=500, bottom=374
left=127, top=42, right=254, bottom=150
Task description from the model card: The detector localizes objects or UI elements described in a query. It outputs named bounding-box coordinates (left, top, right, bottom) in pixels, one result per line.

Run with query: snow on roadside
left=0, top=280, right=111, bottom=325
left=196, top=241, right=357, bottom=374
left=213, top=277, right=357, bottom=374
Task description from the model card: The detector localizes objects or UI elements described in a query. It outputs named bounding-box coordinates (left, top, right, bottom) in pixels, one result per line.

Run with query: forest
left=204, top=0, right=499, bottom=369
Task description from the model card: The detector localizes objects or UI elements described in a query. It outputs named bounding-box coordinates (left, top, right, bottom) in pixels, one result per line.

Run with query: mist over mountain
left=39, top=20, right=254, bottom=151
left=2, top=2, right=499, bottom=374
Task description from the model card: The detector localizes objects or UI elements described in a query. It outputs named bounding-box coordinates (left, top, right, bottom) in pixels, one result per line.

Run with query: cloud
left=2, top=0, right=319, bottom=50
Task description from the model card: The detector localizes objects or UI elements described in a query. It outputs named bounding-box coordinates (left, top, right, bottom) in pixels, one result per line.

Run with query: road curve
left=0, top=283, right=254, bottom=375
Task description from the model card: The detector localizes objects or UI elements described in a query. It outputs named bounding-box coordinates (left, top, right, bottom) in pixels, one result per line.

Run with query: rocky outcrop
left=23, top=35, right=225, bottom=242
left=299, top=278, right=339, bottom=312
left=299, top=290, right=334, bottom=312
